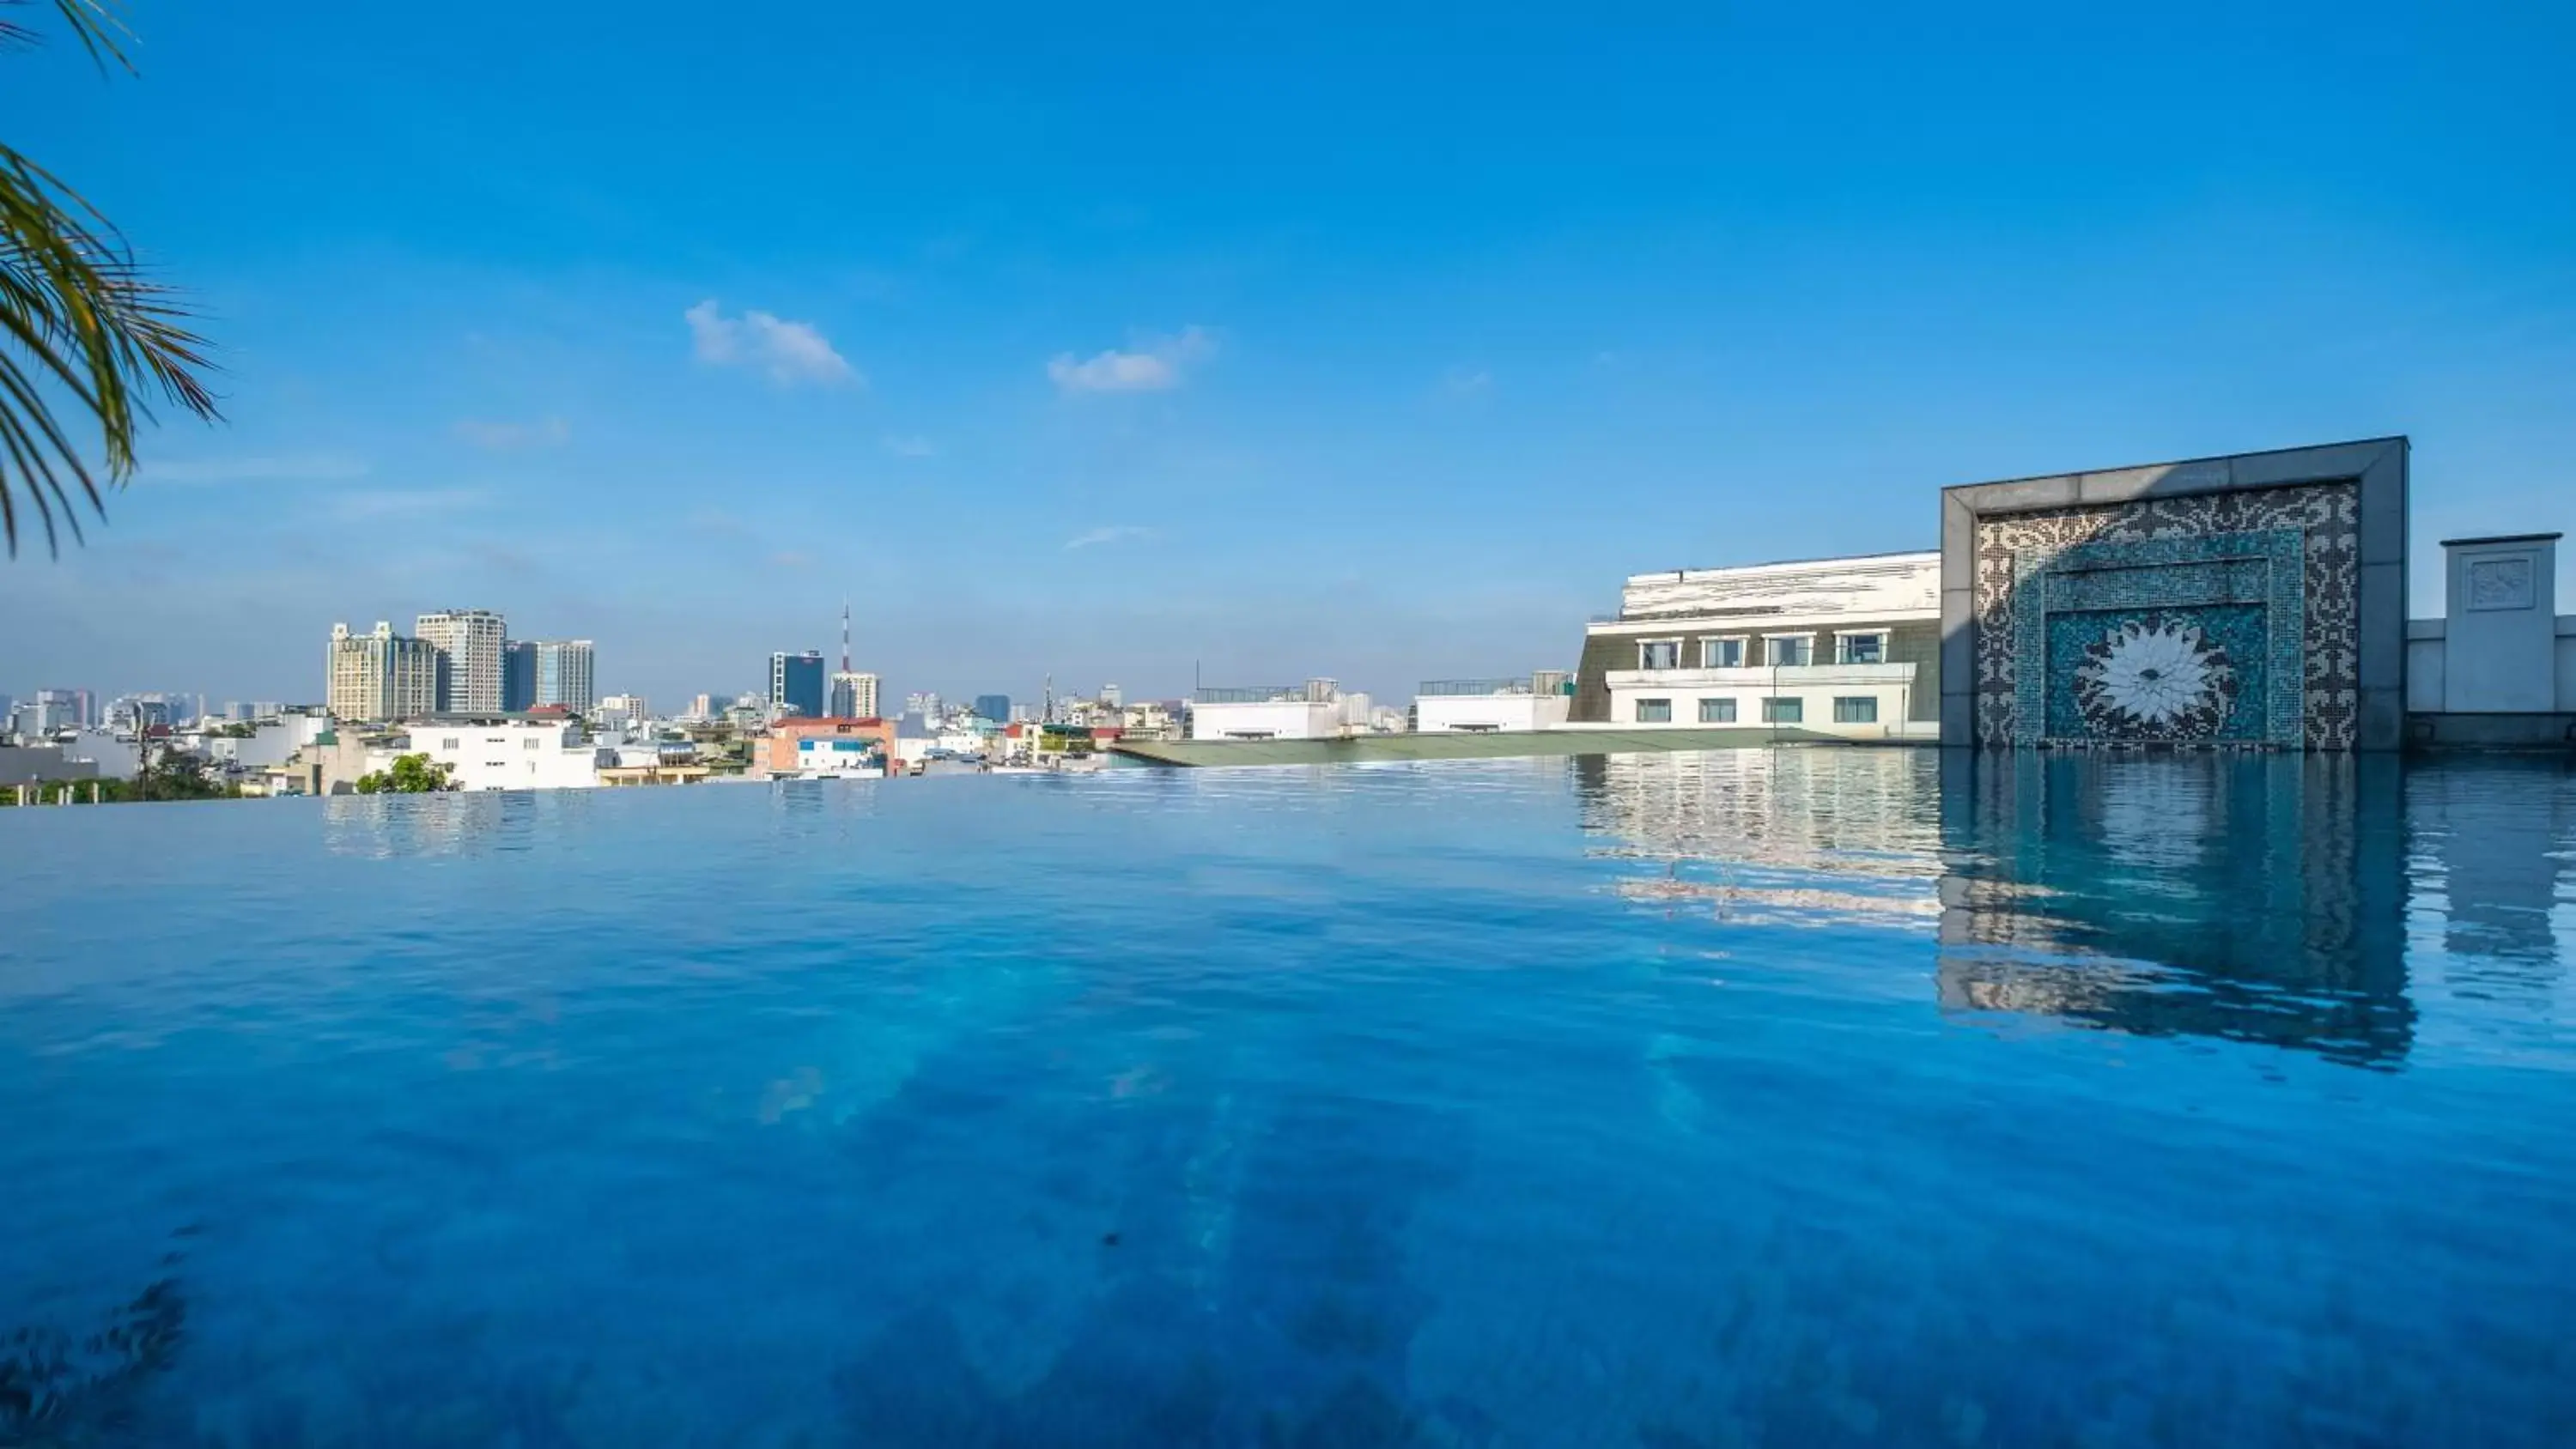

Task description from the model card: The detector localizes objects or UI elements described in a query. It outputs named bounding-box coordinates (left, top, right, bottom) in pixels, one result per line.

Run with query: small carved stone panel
left=2465, top=556, right=2535, bottom=612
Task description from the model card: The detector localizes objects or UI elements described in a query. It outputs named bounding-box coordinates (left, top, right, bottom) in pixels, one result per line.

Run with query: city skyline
left=2, top=3, right=2571, bottom=705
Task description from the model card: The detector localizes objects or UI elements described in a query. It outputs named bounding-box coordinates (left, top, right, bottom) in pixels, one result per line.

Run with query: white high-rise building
left=327, top=621, right=440, bottom=722
left=416, top=609, right=507, bottom=713
left=532, top=640, right=597, bottom=711
left=829, top=671, right=880, bottom=719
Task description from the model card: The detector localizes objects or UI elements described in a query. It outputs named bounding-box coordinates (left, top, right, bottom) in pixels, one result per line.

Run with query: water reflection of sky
left=3, top=756, right=2574, bottom=1444
left=1579, top=748, right=2576, bottom=1070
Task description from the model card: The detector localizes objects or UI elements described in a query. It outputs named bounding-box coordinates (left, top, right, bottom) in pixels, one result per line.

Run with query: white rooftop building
left=1571, top=552, right=1942, bottom=740
left=404, top=718, right=599, bottom=791
left=1188, top=680, right=1370, bottom=742
left=1412, top=672, right=1573, bottom=733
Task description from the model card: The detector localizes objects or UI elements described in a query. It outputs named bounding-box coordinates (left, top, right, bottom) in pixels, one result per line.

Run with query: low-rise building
left=1571, top=552, right=1941, bottom=739
left=1413, top=672, right=1574, bottom=733
left=204, top=711, right=331, bottom=772
left=1190, top=680, right=1370, bottom=741
left=595, top=694, right=649, bottom=731
left=794, top=734, right=887, bottom=778
left=597, top=739, right=710, bottom=786
left=762, top=717, right=896, bottom=776
left=404, top=718, right=599, bottom=791
left=276, top=727, right=396, bottom=796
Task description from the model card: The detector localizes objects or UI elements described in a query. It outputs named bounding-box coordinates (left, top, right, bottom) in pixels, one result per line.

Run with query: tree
left=356, top=753, right=451, bottom=794
left=3, top=1, right=219, bottom=556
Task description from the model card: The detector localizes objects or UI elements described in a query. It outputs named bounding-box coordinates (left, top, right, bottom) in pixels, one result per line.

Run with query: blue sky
left=3, top=0, right=2571, bottom=707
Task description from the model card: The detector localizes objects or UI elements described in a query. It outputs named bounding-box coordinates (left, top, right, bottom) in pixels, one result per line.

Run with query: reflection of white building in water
left=1575, top=749, right=1945, bottom=926
left=1571, top=553, right=1941, bottom=739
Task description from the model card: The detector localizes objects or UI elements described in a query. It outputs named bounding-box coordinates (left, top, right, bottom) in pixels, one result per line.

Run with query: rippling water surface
left=3, top=751, right=2573, bottom=1446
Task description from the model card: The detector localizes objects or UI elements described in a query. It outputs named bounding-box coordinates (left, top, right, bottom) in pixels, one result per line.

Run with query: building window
left=1764, top=635, right=1813, bottom=667
left=1638, top=640, right=1681, bottom=671
left=1833, top=696, right=1879, bottom=724
left=1701, top=637, right=1745, bottom=669
left=1761, top=697, right=1802, bottom=724
left=440, top=737, right=459, bottom=749
left=1636, top=698, right=1673, bottom=724
left=524, top=737, right=541, bottom=750
left=1698, top=697, right=1736, bottom=724
left=1838, top=632, right=1887, bottom=664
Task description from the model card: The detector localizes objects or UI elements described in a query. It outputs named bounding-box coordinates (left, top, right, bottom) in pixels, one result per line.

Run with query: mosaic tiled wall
left=1972, top=482, right=2360, bottom=749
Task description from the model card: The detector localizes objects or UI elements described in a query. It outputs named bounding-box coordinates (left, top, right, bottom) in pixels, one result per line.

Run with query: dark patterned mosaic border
left=1971, top=482, right=2360, bottom=749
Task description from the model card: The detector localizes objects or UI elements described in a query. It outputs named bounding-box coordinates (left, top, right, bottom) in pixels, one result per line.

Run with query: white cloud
left=1066, top=524, right=1154, bottom=550
left=1047, top=326, right=1216, bottom=394
left=453, top=416, right=569, bottom=450
left=882, top=434, right=937, bottom=458
left=1440, top=367, right=1492, bottom=399
left=685, top=299, right=860, bottom=387
left=138, top=452, right=371, bottom=484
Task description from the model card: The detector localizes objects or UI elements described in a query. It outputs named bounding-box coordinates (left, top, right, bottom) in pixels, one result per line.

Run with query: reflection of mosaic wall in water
left=1972, top=482, right=2360, bottom=749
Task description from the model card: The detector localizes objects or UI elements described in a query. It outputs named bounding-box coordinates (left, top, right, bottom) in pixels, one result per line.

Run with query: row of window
left=1636, top=631, right=1888, bottom=671
left=1633, top=696, right=1880, bottom=724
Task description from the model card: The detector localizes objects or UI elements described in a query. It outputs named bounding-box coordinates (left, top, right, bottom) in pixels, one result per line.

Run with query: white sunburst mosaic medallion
left=2071, top=616, right=2239, bottom=739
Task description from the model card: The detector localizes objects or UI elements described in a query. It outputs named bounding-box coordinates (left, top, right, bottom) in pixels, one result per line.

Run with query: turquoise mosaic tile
left=2008, top=529, right=2306, bottom=747
left=2043, top=604, right=2268, bottom=741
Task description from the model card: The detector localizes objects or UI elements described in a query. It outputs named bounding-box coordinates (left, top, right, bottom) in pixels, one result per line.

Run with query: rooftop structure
left=1413, top=672, right=1575, bottom=734
left=1572, top=553, right=1941, bottom=739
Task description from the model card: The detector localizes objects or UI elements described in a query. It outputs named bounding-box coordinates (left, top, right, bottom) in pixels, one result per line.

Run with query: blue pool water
left=3, top=750, right=2573, bottom=1446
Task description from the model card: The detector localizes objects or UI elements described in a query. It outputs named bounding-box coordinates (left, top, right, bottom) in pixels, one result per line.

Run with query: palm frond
left=0, top=1, right=132, bottom=72
left=0, top=136, right=219, bottom=555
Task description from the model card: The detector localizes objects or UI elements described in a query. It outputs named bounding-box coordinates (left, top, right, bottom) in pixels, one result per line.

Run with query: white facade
left=596, top=694, right=649, bottom=730
left=1599, top=663, right=1923, bottom=736
left=406, top=719, right=598, bottom=791
left=1413, top=676, right=1573, bottom=733
left=416, top=609, right=507, bottom=713
left=1189, top=681, right=1369, bottom=741
left=795, top=736, right=885, bottom=777
left=1582, top=552, right=1940, bottom=740
left=206, top=712, right=331, bottom=770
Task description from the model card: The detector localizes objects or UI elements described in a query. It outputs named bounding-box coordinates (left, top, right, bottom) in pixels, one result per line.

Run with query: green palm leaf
left=0, top=0, right=220, bottom=557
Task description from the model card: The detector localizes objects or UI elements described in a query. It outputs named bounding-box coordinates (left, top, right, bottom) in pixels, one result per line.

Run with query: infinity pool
left=3, top=751, right=2572, bottom=1446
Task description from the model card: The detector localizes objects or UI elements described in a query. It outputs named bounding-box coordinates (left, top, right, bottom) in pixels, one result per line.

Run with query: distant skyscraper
left=829, top=671, right=879, bottom=719
left=502, top=640, right=538, bottom=712
left=416, top=609, right=506, bottom=712
left=902, top=691, right=942, bottom=722
left=532, top=640, right=597, bottom=711
left=685, top=692, right=716, bottom=721
left=327, top=621, right=440, bottom=721
left=973, top=694, right=1011, bottom=723
left=32, top=688, right=89, bottom=733
left=1101, top=683, right=1123, bottom=708
left=769, top=651, right=825, bottom=718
